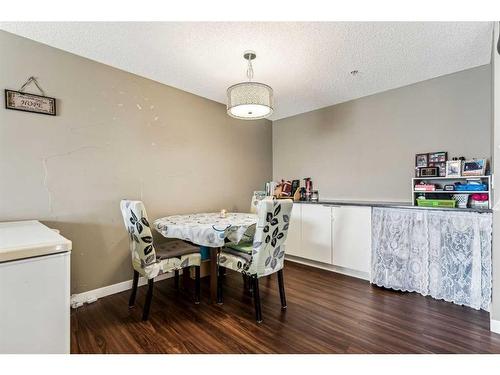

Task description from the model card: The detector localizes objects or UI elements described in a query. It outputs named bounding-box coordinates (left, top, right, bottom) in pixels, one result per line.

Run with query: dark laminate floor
left=71, top=261, right=500, bottom=353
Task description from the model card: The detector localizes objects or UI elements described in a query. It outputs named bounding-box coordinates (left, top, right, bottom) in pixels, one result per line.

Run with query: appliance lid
left=0, top=220, right=72, bottom=263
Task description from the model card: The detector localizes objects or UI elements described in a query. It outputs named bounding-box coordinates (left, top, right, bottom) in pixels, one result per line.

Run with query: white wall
left=0, top=31, right=272, bottom=293
left=273, top=66, right=492, bottom=202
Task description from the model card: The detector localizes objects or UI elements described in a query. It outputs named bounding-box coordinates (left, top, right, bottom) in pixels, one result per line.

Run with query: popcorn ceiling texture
left=0, top=22, right=493, bottom=120
left=0, top=31, right=272, bottom=294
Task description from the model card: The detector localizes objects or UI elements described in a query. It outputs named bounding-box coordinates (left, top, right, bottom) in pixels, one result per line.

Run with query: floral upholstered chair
left=250, top=191, right=267, bottom=214
left=120, top=200, right=201, bottom=321
left=242, top=191, right=272, bottom=243
left=217, top=198, right=293, bottom=323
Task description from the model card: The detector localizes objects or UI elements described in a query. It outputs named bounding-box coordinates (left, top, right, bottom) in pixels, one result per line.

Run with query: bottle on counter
left=299, top=187, right=306, bottom=201
left=304, top=177, right=313, bottom=200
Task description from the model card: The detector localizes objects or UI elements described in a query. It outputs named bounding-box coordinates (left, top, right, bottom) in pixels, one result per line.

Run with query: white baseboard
left=285, top=255, right=370, bottom=281
left=491, top=319, right=500, bottom=334
left=70, top=270, right=178, bottom=308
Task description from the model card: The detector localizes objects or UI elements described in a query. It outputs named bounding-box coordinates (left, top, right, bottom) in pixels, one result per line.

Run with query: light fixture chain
left=246, top=57, right=254, bottom=81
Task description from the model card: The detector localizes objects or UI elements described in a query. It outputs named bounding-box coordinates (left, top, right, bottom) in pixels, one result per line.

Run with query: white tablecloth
left=154, top=212, right=258, bottom=247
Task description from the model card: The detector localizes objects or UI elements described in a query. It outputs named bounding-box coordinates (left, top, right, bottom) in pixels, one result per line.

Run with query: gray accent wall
left=273, top=65, right=492, bottom=202
left=0, top=31, right=272, bottom=294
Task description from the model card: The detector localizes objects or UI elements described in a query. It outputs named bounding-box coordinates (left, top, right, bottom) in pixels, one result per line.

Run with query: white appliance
left=0, top=220, right=71, bottom=354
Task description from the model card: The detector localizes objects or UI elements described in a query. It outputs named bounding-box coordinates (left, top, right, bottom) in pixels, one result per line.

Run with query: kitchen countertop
left=292, top=199, right=493, bottom=213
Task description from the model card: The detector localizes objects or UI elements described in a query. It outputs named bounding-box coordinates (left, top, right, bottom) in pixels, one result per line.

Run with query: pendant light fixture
left=226, top=50, right=273, bottom=120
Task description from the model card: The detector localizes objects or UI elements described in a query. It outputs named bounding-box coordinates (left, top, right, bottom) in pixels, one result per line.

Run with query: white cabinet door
left=300, top=204, right=333, bottom=264
left=0, top=252, right=70, bottom=353
left=331, top=206, right=371, bottom=273
left=285, top=204, right=302, bottom=257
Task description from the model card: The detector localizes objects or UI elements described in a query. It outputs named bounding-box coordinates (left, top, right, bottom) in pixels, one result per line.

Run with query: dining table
left=153, top=212, right=258, bottom=303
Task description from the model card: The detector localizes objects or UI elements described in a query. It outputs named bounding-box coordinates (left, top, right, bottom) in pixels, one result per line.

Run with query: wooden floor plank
left=71, top=261, right=500, bottom=354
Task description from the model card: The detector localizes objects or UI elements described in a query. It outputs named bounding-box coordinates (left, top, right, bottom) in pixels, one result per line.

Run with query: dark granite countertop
left=292, top=199, right=492, bottom=213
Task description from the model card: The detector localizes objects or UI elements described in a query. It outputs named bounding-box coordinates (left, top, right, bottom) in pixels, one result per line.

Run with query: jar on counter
left=311, top=190, right=319, bottom=202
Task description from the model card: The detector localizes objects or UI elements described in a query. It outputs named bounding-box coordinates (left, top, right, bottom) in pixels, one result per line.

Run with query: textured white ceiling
left=0, top=22, right=493, bottom=120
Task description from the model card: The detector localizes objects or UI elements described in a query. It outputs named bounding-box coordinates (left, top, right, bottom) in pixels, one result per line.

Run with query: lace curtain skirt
left=371, top=207, right=492, bottom=311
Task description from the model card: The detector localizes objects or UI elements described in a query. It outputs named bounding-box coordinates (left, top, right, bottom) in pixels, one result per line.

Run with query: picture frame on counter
left=415, top=153, right=428, bottom=168
left=462, top=159, right=487, bottom=176
left=428, top=151, right=447, bottom=163
left=445, top=160, right=462, bottom=177
left=429, top=161, right=446, bottom=177
left=418, top=166, right=439, bottom=177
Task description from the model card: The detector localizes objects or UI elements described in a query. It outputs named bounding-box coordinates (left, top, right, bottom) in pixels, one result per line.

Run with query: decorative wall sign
left=4, top=76, right=56, bottom=116
left=5, top=90, right=56, bottom=116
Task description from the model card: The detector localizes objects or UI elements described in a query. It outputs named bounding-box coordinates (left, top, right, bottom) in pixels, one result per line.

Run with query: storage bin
left=417, top=199, right=456, bottom=208
left=455, top=184, right=487, bottom=191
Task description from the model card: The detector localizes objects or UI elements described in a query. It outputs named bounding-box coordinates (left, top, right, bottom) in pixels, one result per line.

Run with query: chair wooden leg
left=142, top=278, right=154, bottom=321
left=252, top=276, right=263, bottom=323
left=195, top=266, right=201, bottom=304
left=242, top=274, right=253, bottom=295
left=242, top=273, right=253, bottom=294
left=242, top=273, right=248, bottom=292
left=174, top=270, right=180, bottom=290
left=217, top=265, right=223, bottom=304
left=210, top=248, right=218, bottom=303
left=277, top=269, right=287, bottom=309
left=129, top=270, right=139, bottom=308
left=182, top=268, right=190, bottom=289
